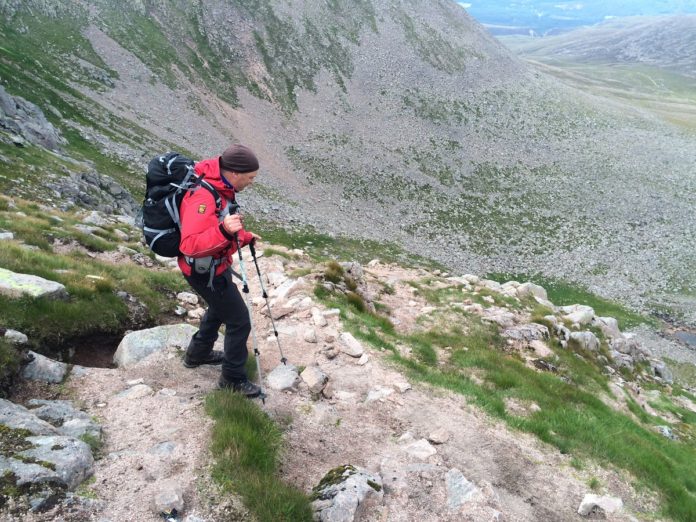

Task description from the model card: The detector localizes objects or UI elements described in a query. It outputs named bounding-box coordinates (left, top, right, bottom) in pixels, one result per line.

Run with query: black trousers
left=184, top=269, right=251, bottom=381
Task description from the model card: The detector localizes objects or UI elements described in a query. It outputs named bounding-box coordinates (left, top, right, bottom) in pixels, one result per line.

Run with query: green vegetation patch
left=247, top=216, right=445, bottom=271
left=205, top=391, right=313, bottom=521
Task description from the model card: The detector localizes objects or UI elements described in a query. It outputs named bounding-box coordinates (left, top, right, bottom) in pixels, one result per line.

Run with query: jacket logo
left=198, top=204, right=207, bottom=214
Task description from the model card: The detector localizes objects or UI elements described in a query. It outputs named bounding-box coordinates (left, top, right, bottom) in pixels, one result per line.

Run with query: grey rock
left=312, top=465, right=383, bottom=522
left=446, top=468, right=479, bottom=511
left=303, top=327, right=318, bottom=343
left=26, top=400, right=102, bottom=440
left=22, top=351, right=68, bottom=384
left=152, top=480, right=184, bottom=515
left=312, top=307, right=329, bottom=327
left=657, top=425, right=678, bottom=440
left=267, top=364, right=299, bottom=391
left=428, top=428, right=450, bottom=444
left=20, top=435, right=94, bottom=489
left=502, top=323, right=549, bottom=342
left=82, top=211, right=109, bottom=227
left=569, top=331, right=600, bottom=352
left=0, top=398, right=60, bottom=436
left=611, top=350, right=635, bottom=370
left=366, top=386, right=394, bottom=403
left=4, top=328, right=28, bottom=344
left=0, top=267, right=68, bottom=300
left=113, top=324, right=198, bottom=367
left=0, top=231, right=14, bottom=240
left=652, top=361, right=674, bottom=384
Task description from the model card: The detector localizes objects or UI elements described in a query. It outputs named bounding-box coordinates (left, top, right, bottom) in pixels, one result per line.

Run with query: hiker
left=177, top=144, right=262, bottom=398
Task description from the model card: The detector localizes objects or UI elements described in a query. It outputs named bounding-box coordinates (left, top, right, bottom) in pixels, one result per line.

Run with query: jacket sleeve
left=236, top=228, right=254, bottom=247
left=179, top=188, right=232, bottom=257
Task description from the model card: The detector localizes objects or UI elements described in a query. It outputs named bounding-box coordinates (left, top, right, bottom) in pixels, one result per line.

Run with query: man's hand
left=249, top=232, right=262, bottom=243
left=222, top=214, right=244, bottom=235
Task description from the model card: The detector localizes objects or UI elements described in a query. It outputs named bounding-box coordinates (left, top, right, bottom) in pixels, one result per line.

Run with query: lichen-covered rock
left=0, top=399, right=59, bottom=436
left=26, top=400, right=101, bottom=440
left=311, top=465, right=383, bottom=522
left=0, top=268, right=67, bottom=300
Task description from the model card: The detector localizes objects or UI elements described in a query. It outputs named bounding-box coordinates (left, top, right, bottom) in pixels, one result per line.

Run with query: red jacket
left=177, top=157, right=254, bottom=276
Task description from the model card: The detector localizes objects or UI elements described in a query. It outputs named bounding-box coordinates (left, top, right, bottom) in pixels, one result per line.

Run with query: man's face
left=224, top=170, right=258, bottom=192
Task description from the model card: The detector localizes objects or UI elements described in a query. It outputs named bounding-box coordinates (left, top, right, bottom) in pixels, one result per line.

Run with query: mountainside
left=2, top=1, right=696, bottom=323
left=503, top=15, right=696, bottom=78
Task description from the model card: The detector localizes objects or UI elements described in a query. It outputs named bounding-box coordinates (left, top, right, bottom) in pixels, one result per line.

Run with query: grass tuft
left=205, top=392, right=312, bottom=521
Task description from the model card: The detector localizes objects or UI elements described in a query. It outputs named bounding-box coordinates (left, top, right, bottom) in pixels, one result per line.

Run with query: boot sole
left=183, top=359, right=224, bottom=368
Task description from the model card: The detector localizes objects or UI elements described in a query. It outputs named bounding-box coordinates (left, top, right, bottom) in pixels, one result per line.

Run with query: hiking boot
left=183, top=351, right=224, bottom=368
left=218, top=376, right=262, bottom=398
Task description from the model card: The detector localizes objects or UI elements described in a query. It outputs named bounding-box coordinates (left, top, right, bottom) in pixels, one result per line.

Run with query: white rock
left=339, top=332, right=364, bottom=357
left=543, top=315, right=558, bottom=326
left=577, top=494, right=623, bottom=516
left=479, top=279, right=502, bottom=292
left=267, top=364, right=299, bottom=391
left=117, top=384, right=154, bottom=400
left=82, top=211, right=109, bottom=227
left=0, top=232, right=14, bottom=240
left=393, top=381, right=411, bottom=393
left=403, top=439, right=437, bottom=460
left=187, top=307, right=206, bottom=320
left=569, top=331, right=600, bottom=352
left=535, top=296, right=556, bottom=309
left=174, top=306, right=187, bottom=316
left=357, top=354, right=370, bottom=366
left=323, top=308, right=341, bottom=317
left=516, top=282, right=548, bottom=301
left=312, top=308, right=328, bottom=327
left=126, top=378, right=144, bottom=386
left=176, top=292, right=198, bottom=305
left=300, top=366, right=328, bottom=394
left=462, top=274, right=480, bottom=284
left=113, top=324, right=198, bottom=368
left=593, top=316, right=622, bottom=340
left=303, top=327, right=318, bottom=343
left=428, top=428, right=450, bottom=444
left=366, top=386, right=394, bottom=403
left=4, top=329, right=28, bottom=344
left=266, top=272, right=288, bottom=287
left=367, top=259, right=380, bottom=267
left=561, top=305, right=595, bottom=325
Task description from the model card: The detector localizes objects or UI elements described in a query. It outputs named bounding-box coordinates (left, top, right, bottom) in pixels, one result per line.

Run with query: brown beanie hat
left=219, top=144, right=259, bottom=173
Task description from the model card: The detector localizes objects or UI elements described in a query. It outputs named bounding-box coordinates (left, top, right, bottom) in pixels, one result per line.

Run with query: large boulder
left=592, top=316, right=622, bottom=340
left=516, top=282, right=548, bottom=301
left=16, top=435, right=94, bottom=489
left=502, top=323, right=549, bottom=343
left=113, top=324, right=197, bottom=368
left=0, top=268, right=67, bottom=300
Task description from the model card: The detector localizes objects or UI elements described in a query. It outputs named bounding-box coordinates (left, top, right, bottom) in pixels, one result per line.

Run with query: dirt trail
left=57, top=257, right=654, bottom=521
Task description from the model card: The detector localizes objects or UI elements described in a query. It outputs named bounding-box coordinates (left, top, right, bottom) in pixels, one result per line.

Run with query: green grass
left=313, top=275, right=696, bottom=521
left=205, top=391, right=313, bottom=521
left=247, top=216, right=445, bottom=271
left=0, top=201, right=186, bottom=347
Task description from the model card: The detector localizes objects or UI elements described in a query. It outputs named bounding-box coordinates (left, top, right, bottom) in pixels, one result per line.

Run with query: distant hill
left=502, top=15, right=696, bottom=78
left=2, top=2, right=696, bottom=322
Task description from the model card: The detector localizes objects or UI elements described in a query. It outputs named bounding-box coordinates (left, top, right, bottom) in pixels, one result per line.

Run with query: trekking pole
left=233, top=232, right=267, bottom=403
left=248, top=240, right=287, bottom=365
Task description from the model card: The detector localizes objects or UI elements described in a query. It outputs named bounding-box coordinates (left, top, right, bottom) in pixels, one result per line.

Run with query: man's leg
left=185, top=270, right=250, bottom=379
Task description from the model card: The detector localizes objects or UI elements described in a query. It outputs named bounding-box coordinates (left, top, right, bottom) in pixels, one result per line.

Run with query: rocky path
left=4, top=252, right=664, bottom=521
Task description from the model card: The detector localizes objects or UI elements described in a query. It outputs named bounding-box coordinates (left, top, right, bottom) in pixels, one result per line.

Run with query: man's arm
left=179, top=189, right=232, bottom=257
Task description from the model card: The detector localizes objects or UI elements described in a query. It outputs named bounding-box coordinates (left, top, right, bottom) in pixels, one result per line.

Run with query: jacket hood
left=194, top=157, right=236, bottom=200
